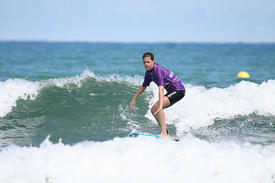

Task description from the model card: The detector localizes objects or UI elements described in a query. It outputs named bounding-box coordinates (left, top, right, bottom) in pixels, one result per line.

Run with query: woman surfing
left=129, top=52, right=186, bottom=137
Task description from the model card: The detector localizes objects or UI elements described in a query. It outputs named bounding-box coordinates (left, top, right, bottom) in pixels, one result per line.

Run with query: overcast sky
left=0, top=0, right=274, bottom=42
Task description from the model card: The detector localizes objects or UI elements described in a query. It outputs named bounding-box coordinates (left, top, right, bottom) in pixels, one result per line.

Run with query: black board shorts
left=165, top=90, right=185, bottom=107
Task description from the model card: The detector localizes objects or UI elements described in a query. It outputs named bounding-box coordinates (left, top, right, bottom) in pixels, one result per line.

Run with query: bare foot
left=157, top=132, right=169, bottom=138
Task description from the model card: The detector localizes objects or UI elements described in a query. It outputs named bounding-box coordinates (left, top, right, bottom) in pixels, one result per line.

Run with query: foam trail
left=0, top=136, right=275, bottom=183
left=145, top=80, right=275, bottom=135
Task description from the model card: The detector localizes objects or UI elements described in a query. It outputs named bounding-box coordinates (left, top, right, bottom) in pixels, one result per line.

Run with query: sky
left=0, top=0, right=275, bottom=42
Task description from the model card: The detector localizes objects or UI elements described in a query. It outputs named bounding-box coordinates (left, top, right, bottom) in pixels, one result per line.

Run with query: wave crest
left=0, top=70, right=143, bottom=118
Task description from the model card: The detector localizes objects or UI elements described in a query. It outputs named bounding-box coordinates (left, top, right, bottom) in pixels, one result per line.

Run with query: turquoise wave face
left=0, top=77, right=149, bottom=146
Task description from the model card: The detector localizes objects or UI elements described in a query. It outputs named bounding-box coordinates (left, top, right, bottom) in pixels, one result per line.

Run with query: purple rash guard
left=142, top=63, right=185, bottom=93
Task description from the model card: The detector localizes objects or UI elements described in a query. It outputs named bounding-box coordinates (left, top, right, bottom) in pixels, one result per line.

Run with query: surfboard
left=129, top=131, right=163, bottom=139
left=129, top=131, right=179, bottom=141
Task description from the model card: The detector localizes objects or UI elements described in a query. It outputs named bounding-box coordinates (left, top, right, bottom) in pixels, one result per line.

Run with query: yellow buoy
left=237, top=71, right=250, bottom=79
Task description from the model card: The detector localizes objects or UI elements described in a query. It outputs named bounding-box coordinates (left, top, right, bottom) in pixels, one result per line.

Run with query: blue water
left=1, top=41, right=275, bottom=183
left=1, top=42, right=274, bottom=86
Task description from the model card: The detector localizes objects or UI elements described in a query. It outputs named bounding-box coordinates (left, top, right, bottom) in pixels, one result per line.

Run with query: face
left=142, top=56, right=155, bottom=71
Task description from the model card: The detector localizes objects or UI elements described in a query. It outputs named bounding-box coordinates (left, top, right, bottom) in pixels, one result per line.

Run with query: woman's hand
left=129, top=100, right=136, bottom=112
left=129, top=86, right=146, bottom=112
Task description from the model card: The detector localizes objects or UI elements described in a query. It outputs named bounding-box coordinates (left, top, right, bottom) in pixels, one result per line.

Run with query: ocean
left=0, top=41, right=275, bottom=183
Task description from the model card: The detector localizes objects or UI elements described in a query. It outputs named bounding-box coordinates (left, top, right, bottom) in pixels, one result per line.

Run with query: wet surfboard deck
left=129, top=131, right=163, bottom=138
left=129, top=131, right=179, bottom=141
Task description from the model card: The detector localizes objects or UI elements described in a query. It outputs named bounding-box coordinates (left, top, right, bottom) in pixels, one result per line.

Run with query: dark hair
left=142, top=52, right=154, bottom=60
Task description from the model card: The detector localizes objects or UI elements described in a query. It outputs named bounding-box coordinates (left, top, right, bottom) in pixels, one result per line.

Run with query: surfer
left=129, top=52, right=185, bottom=137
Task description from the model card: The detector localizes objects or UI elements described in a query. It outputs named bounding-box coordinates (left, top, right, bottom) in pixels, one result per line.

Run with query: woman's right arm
left=129, top=86, right=146, bottom=111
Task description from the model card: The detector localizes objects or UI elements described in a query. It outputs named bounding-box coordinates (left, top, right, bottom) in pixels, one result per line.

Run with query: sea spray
left=145, top=80, right=275, bottom=135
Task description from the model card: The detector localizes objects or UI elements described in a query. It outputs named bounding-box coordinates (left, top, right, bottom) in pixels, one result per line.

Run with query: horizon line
left=0, top=39, right=275, bottom=44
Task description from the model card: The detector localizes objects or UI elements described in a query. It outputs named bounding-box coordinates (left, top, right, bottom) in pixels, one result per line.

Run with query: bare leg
left=151, top=96, right=170, bottom=137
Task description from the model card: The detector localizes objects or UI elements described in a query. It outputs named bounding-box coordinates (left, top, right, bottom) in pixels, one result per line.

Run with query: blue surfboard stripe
left=129, top=132, right=163, bottom=139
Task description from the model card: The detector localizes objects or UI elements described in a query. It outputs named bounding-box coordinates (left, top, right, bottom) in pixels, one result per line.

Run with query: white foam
left=0, top=136, right=275, bottom=183
left=93, top=73, right=143, bottom=86
left=0, top=70, right=143, bottom=118
left=0, top=79, right=42, bottom=117
left=145, top=80, right=275, bottom=135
